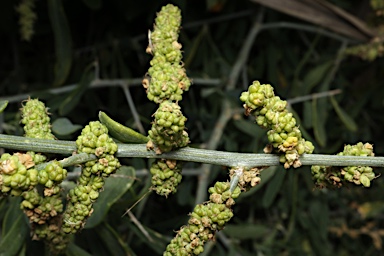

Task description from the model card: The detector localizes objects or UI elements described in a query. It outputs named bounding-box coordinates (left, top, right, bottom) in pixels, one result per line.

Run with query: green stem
left=1, top=134, right=384, bottom=168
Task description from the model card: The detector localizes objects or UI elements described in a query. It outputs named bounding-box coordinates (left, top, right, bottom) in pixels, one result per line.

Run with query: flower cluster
left=0, top=153, right=38, bottom=196
left=21, top=98, right=55, bottom=139
left=312, top=142, right=376, bottom=188
left=164, top=182, right=241, bottom=255
left=63, top=121, right=120, bottom=234
left=240, top=81, right=314, bottom=168
left=15, top=0, right=37, bottom=41
left=148, top=101, right=189, bottom=154
left=150, top=159, right=183, bottom=197
left=143, top=4, right=190, bottom=103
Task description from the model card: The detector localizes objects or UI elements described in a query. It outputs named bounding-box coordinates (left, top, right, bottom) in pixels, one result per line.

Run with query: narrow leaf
left=223, top=224, right=270, bottom=239
left=59, top=63, right=94, bottom=115
left=52, top=117, right=82, bottom=136
left=303, top=61, right=333, bottom=94
left=330, top=96, right=358, bottom=132
left=0, top=100, right=8, bottom=113
left=95, top=223, right=129, bottom=255
left=48, top=0, right=72, bottom=87
left=312, top=98, right=327, bottom=147
left=262, top=167, right=286, bottom=208
left=0, top=198, right=28, bottom=255
left=81, top=0, right=101, bottom=10
left=85, top=166, right=136, bottom=228
left=65, top=242, right=92, bottom=256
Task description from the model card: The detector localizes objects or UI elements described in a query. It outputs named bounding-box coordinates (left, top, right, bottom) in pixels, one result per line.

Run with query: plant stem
left=1, top=134, right=384, bottom=168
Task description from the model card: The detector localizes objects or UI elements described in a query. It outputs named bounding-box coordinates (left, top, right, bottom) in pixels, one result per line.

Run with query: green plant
left=1, top=1, right=384, bottom=256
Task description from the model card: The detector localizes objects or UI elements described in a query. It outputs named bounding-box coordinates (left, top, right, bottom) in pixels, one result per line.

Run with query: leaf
left=48, top=0, right=72, bottom=87
left=309, top=200, right=329, bottom=241
left=85, top=166, right=136, bottom=228
left=303, top=101, right=313, bottom=129
left=52, top=117, right=82, bottom=136
left=330, top=96, right=358, bottom=132
left=312, top=98, right=327, bottom=147
left=233, top=119, right=263, bottom=138
left=0, top=198, right=28, bottom=255
left=81, top=0, right=102, bottom=10
left=222, top=224, right=270, bottom=239
left=0, top=100, right=8, bottom=113
left=59, top=63, right=94, bottom=115
left=303, top=61, right=333, bottom=94
left=262, top=167, right=286, bottom=208
left=95, top=223, right=129, bottom=255
left=65, top=242, right=92, bottom=256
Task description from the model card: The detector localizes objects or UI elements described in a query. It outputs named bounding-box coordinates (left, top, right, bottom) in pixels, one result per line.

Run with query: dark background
left=1, top=0, right=384, bottom=255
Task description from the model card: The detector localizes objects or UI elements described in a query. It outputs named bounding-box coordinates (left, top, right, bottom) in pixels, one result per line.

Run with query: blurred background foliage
left=1, top=0, right=384, bottom=255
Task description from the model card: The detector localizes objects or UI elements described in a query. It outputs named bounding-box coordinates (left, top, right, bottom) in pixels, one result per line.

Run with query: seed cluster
left=63, top=121, right=120, bottom=234
left=312, top=142, right=376, bottom=188
left=21, top=98, right=55, bottom=139
left=164, top=182, right=241, bottom=255
left=240, top=81, right=314, bottom=168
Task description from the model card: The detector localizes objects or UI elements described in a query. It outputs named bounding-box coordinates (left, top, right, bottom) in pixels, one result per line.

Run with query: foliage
left=0, top=0, right=384, bottom=255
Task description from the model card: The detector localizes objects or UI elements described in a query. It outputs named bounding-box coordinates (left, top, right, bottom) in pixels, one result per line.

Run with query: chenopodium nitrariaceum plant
left=240, top=81, right=315, bottom=168
left=164, top=181, right=241, bottom=256
left=312, top=142, right=376, bottom=188
left=62, top=121, right=120, bottom=234
left=144, top=4, right=191, bottom=197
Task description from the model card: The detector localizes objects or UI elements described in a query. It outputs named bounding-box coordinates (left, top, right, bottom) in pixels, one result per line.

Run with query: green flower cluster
left=34, top=221, right=69, bottom=254
left=312, top=142, right=375, bottom=188
left=62, top=184, right=98, bottom=233
left=15, top=0, right=37, bottom=41
left=0, top=153, right=38, bottom=196
left=240, top=81, right=314, bottom=168
left=38, top=160, right=67, bottom=188
left=148, top=101, right=189, bottom=154
left=164, top=182, right=241, bottom=256
left=76, top=121, right=118, bottom=156
left=150, top=159, right=182, bottom=197
left=21, top=186, right=63, bottom=225
left=143, top=4, right=190, bottom=104
left=21, top=98, right=55, bottom=139
left=63, top=121, right=120, bottom=234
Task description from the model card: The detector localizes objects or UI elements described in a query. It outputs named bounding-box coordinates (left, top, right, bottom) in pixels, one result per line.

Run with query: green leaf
left=65, top=242, right=92, bottom=256
left=233, top=119, right=263, bottom=138
left=59, top=63, right=94, bottom=115
left=330, top=96, right=358, bottom=132
left=85, top=166, right=136, bottom=228
left=52, top=117, right=82, bottom=136
left=262, top=167, right=286, bottom=208
left=0, top=198, right=28, bottom=255
left=48, top=0, right=72, bottom=87
left=309, top=200, right=329, bottom=241
left=0, top=100, right=8, bottom=113
left=95, top=223, right=129, bottom=255
left=303, top=101, right=313, bottom=129
left=81, top=0, right=102, bottom=10
left=302, top=61, right=333, bottom=94
left=223, top=224, right=270, bottom=239
left=312, top=98, right=327, bottom=147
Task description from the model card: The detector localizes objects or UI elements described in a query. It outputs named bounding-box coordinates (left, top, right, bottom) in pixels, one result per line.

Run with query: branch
left=1, top=134, right=383, bottom=168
